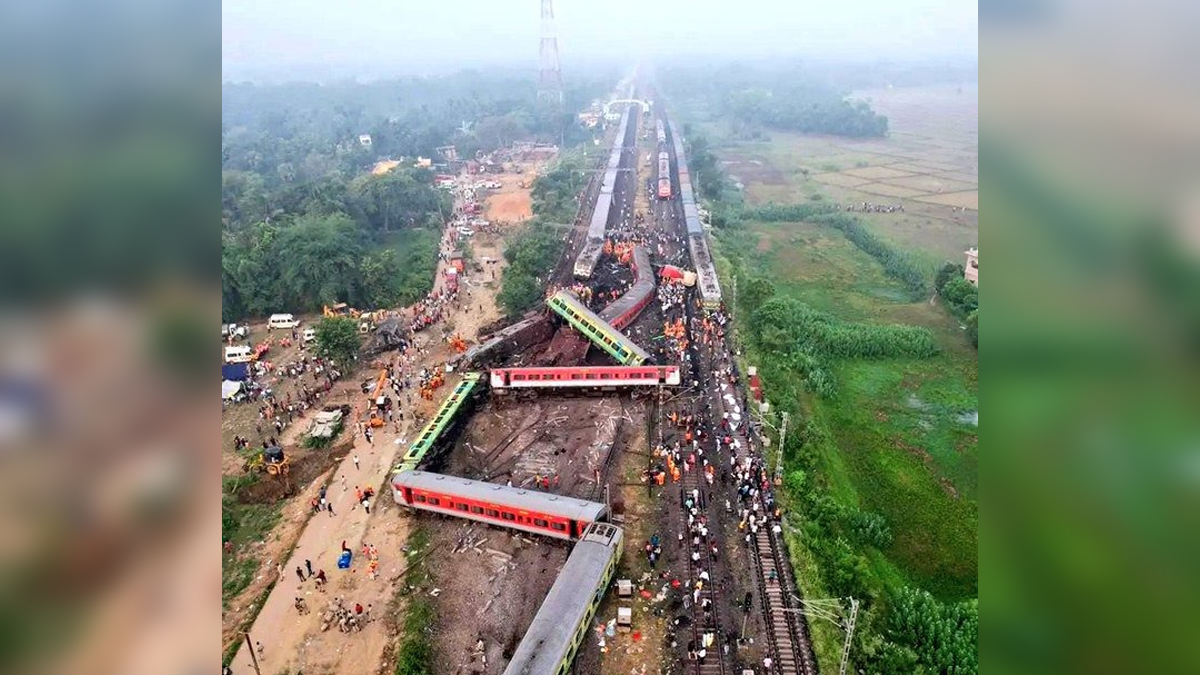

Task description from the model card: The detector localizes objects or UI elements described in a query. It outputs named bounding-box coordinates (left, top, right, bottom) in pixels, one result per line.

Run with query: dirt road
left=227, top=419, right=415, bottom=675
left=225, top=166, right=540, bottom=675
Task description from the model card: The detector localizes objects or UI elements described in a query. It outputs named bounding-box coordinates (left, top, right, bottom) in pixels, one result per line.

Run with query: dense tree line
left=936, top=263, right=979, bottom=348
left=221, top=179, right=444, bottom=321
left=679, top=129, right=738, bottom=202
left=223, top=72, right=609, bottom=194
left=221, top=71, right=609, bottom=323
left=662, top=64, right=888, bottom=138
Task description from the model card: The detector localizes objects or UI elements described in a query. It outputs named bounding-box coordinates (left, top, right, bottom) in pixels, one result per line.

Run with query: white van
left=224, top=345, right=254, bottom=363
left=267, top=313, right=300, bottom=330
left=302, top=328, right=316, bottom=343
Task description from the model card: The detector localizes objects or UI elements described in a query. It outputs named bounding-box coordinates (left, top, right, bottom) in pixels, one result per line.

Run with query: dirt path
left=227, top=417, right=416, bottom=675
left=225, top=164, right=546, bottom=675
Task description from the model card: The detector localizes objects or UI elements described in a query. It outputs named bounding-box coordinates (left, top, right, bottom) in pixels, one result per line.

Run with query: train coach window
left=551, top=522, right=566, bottom=532
left=456, top=503, right=469, bottom=512
left=534, top=518, right=549, bottom=528
left=513, top=374, right=525, bottom=381
left=414, top=494, right=427, bottom=502
left=571, top=374, right=582, bottom=380
left=428, top=497, right=440, bottom=506
left=501, top=512, right=516, bottom=521
left=470, top=505, right=484, bottom=514
left=600, top=373, right=611, bottom=379
left=485, top=508, right=499, bottom=518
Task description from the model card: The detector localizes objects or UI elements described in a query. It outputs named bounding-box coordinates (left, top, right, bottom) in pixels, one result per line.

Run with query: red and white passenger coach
left=391, top=470, right=608, bottom=540
left=489, top=365, right=681, bottom=391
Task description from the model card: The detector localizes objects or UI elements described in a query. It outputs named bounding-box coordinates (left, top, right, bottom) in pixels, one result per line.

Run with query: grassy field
left=685, top=86, right=979, bottom=270
left=716, top=215, right=978, bottom=601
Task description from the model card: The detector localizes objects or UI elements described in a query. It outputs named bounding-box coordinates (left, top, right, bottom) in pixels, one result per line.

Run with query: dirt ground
left=417, top=395, right=644, bottom=672
left=484, top=164, right=542, bottom=223
left=222, top=161, right=549, bottom=675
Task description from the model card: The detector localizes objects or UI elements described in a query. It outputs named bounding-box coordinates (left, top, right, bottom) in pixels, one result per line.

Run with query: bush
left=935, top=262, right=965, bottom=292
left=813, top=213, right=928, bottom=299
left=941, top=277, right=978, bottom=316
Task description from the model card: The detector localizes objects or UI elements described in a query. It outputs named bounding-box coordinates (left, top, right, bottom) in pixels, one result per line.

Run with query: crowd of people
left=840, top=200, right=904, bottom=213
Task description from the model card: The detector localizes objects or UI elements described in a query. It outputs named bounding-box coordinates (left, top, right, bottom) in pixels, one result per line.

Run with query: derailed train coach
left=502, top=523, right=624, bottom=675
left=391, top=470, right=608, bottom=540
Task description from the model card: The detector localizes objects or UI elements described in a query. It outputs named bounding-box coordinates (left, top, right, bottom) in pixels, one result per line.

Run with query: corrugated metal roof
left=392, top=471, right=606, bottom=523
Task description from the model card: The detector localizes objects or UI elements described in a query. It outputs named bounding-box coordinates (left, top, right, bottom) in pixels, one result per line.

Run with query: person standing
left=295, top=566, right=306, bottom=583
left=305, top=559, right=314, bottom=577
left=353, top=454, right=360, bottom=470
left=327, top=500, right=336, bottom=517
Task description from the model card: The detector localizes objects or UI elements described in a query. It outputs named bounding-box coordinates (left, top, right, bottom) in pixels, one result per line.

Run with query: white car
left=222, top=323, right=248, bottom=340
left=302, top=328, right=316, bottom=343
left=457, top=227, right=475, bottom=237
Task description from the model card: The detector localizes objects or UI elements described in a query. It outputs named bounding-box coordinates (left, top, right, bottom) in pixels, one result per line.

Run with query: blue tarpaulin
left=337, top=550, right=352, bottom=569
left=222, top=363, right=249, bottom=381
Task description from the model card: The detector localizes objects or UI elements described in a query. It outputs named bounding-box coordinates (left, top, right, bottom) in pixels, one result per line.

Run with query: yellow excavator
left=244, top=445, right=290, bottom=476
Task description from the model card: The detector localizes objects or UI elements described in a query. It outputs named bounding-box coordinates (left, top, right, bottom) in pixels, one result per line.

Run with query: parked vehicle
left=224, top=345, right=254, bottom=364
left=302, top=328, right=316, bottom=343
left=267, top=313, right=300, bottom=330
left=222, top=323, right=248, bottom=340
left=457, top=227, right=475, bottom=237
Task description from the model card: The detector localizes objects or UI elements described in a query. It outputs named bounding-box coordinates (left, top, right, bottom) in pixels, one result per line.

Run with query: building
left=358, top=134, right=373, bottom=148
left=965, top=248, right=978, bottom=286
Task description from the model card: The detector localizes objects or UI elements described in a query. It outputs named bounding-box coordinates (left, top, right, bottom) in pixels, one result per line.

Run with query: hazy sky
left=224, top=0, right=977, bottom=81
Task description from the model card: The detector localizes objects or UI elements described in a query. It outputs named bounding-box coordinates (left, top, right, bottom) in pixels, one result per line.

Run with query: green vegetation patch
left=395, top=527, right=436, bottom=675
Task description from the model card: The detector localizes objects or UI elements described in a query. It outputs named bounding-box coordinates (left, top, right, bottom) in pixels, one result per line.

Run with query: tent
left=221, top=380, right=244, bottom=400
left=222, top=363, right=249, bottom=381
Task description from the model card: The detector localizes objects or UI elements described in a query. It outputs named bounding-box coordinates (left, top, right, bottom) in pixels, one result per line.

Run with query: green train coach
left=394, top=371, right=482, bottom=473
left=545, top=291, right=651, bottom=366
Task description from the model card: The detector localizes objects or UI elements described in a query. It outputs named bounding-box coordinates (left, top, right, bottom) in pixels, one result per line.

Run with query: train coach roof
left=392, top=471, right=607, bottom=523
left=504, top=524, right=623, bottom=675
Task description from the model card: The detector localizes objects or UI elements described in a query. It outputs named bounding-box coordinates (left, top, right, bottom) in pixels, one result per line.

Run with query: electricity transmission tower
left=537, top=0, right=564, bottom=105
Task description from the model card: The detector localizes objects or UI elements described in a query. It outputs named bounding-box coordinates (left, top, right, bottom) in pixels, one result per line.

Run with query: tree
left=740, top=277, right=776, bottom=316
left=497, top=274, right=541, bottom=317
left=274, top=212, right=363, bottom=309
left=935, top=262, right=965, bottom=292
left=352, top=170, right=443, bottom=233
left=360, top=249, right=401, bottom=309
left=886, top=587, right=978, bottom=675
left=941, top=277, right=978, bottom=315
left=314, top=316, right=361, bottom=369
left=965, top=309, right=978, bottom=348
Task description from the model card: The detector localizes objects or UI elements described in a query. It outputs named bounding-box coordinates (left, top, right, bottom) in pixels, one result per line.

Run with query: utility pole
left=243, top=632, right=262, bottom=675
left=774, top=411, right=789, bottom=486
left=787, top=596, right=859, bottom=675
left=839, top=597, right=860, bottom=675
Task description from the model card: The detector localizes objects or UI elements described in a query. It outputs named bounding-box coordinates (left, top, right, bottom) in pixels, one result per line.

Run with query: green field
left=716, top=217, right=978, bottom=601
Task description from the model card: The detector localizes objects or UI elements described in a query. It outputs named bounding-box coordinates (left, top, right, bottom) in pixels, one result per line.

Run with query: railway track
left=655, top=102, right=819, bottom=675
left=678, top=464, right=728, bottom=675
